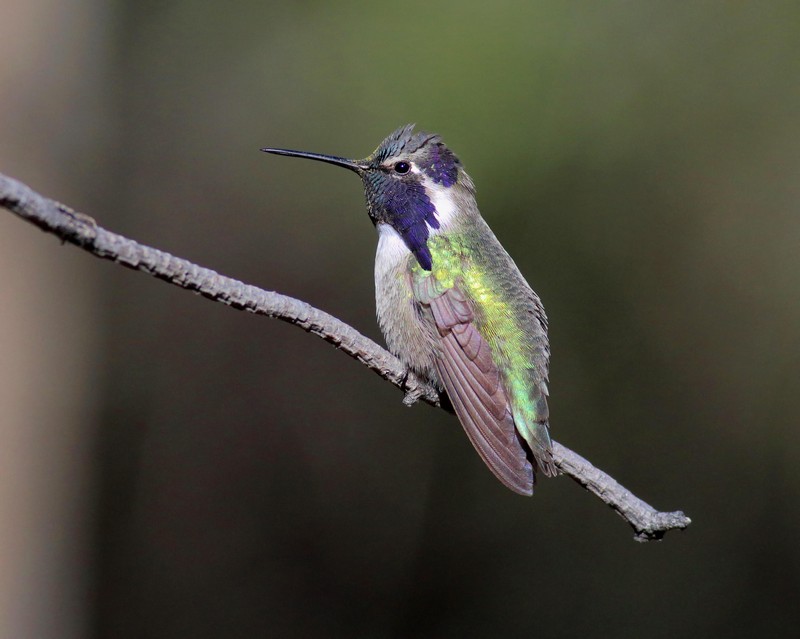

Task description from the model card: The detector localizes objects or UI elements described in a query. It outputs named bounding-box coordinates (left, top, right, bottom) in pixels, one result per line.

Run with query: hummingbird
left=262, top=125, right=556, bottom=495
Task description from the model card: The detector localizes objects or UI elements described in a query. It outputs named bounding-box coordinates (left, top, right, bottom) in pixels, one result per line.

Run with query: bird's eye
left=394, top=161, right=410, bottom=174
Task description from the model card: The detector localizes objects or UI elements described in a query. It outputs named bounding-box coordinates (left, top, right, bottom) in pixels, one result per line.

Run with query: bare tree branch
left=0, top=171, right=690, bottom=541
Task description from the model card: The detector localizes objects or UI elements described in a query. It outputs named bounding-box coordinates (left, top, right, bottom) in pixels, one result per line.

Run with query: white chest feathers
left=374, top=223, right=411, bottom=281
left=373, top=223, right=440, bottom=382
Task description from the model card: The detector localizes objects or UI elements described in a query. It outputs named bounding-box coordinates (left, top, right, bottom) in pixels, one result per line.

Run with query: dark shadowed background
left=2, top=2, right=799, bottom=638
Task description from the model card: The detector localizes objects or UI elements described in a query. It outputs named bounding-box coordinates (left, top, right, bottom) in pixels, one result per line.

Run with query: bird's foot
left=401, top=369, right=424, bottom=406
left=403, top=386, right=425, bottom=406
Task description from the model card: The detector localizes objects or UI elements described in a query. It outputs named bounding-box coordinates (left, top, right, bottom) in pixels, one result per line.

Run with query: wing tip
left=508, top=480, right=534, bottom=497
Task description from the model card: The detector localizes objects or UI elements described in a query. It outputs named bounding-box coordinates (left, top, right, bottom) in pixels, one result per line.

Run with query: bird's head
left=263, top=124, right=474, bottom=270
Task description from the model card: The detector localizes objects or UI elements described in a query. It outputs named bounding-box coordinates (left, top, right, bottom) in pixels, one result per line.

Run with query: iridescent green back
left=411, top=226, right=554, bottom=474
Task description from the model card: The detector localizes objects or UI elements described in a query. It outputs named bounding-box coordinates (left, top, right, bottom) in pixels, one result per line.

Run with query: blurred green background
left=2, top=1, right=799, bottom=637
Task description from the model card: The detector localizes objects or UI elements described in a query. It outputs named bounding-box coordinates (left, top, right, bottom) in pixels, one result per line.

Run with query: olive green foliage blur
left=11, top=1, right=800, bottom=637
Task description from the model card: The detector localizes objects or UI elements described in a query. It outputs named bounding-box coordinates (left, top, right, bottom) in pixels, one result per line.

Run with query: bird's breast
left=374, top=223, right=440, bottom=385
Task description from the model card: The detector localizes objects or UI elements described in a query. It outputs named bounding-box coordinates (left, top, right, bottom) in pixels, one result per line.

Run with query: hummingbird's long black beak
left=261, top=148, right=365, bottom=174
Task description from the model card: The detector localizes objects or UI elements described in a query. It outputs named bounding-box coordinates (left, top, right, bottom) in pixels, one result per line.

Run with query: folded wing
left=416, top=275, right=535, bottom=495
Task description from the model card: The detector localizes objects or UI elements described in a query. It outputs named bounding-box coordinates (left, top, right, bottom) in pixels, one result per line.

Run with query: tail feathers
left=517, top=420, right=557, bottom=480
